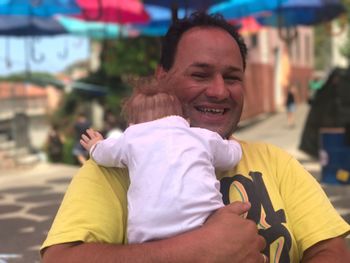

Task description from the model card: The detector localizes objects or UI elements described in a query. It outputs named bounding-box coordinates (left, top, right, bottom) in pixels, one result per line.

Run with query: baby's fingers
left=80, top=139, right=89, bottom=150
left=95, top=131, right=104, bottom=140
left=81, top=133, right=90, bottom=142
left=86, top=128, right=96, bottom=138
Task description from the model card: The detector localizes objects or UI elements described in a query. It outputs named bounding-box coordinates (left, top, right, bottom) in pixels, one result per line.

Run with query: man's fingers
left=258, top=235, right=267, bottom=252
left=225, top=201, right=251, bottom=216
left=261, top=254, right=268, bottom=263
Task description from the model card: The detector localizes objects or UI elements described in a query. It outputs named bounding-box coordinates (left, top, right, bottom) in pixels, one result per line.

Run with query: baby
left=80, top=79, right=242, bottom=243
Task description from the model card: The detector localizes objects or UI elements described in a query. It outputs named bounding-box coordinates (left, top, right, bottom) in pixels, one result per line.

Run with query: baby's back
left=124, top=116, right=225, bottom=243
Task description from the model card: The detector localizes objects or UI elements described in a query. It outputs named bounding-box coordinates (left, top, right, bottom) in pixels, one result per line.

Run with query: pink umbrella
left=230, top=17, right=262, bottom=36
left=75, top=0, right=149, bottom=24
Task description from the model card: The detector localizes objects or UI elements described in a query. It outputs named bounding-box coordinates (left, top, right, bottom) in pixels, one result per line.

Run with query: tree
left=314, top=0, right=350, bottom=70
left=339, top=0, right=350, bottom=62
left=102, top=36, right=161, bottom=77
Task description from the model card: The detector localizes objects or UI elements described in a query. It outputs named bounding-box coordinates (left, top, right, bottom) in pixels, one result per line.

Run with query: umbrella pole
left=5, top=38, right=12, bottom=68
left=171, top=3, right=179, bottom=23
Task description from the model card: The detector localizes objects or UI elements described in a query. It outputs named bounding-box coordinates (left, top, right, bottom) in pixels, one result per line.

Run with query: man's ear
left=155, top=65, right=167, bottom=80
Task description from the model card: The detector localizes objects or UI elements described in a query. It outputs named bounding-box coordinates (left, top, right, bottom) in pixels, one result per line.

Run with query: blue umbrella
left=143, top=0, right=226, bottom=10
left=209, top=0, right=289, bottom=20
left=256, top=0, right=346, bottom=27
left=134, top=4, right=191, bottom=36
left=0, top=0, right=81, bottom=68
left=0, top=15, right=71, bottom=65
left=0, top=0, right=81, bottom=17
left=56, top=15, right=138, bottom=39
left=0, top=16, right=67, bottom=36
left=142, top=0, right=227, bottom=22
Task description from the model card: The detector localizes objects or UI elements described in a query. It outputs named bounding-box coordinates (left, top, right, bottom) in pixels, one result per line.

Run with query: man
left=41, top=12, right=350, bottom=263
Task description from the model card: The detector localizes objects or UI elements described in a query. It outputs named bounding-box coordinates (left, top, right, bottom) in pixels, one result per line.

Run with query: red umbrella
left=75, top=0, right=149, bottom=24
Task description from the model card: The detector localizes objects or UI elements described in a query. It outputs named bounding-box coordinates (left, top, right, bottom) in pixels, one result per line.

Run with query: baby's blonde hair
left=122, top=77, right=183, bottom=124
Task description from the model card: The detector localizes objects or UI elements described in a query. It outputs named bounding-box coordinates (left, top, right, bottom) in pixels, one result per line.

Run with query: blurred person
left=72, top=112, right=91, bottom=165
left=46, top=124, right=65, bottom=163
left=102, top=110, right=124, bottom=139
left=41, top=12, right=350, bottom=263
left=285, top=84, right=298, bottom=128
left=80, top=80, right=242, bottom=244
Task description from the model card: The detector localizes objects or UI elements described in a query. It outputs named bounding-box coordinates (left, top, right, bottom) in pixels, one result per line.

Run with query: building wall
left=0, top=82, right=50, bottom=149
left=240, top=26, right=314, bottom=121
left=242, top=63, right=275, bottom=120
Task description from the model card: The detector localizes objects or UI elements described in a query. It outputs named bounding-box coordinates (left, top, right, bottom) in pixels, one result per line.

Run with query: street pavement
left=0, top=103, right=349, bottom=262
left=0, top=164, right=78, bottom=263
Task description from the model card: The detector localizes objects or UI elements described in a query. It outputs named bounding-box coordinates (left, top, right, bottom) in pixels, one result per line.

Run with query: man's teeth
left=198, top=108, right=225, bottom=114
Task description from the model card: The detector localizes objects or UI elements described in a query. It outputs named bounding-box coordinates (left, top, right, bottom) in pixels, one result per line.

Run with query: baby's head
left=122, top=78, right=183, bottom=124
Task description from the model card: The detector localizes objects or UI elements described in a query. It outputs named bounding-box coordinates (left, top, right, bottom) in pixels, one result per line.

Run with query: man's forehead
left=180, top=26, right=233, bottom=41
left=174, top=28, right=243, bottom=71
left=189, top=62, right=243, bottom=72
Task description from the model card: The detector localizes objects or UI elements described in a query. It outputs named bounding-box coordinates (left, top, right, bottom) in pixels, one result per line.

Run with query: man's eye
left=192, top=73, right=207, bottom=79
left=225, top=76, right=241, bottom=83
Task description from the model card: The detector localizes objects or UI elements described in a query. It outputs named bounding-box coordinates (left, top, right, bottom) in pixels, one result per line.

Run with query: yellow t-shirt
left=41, top=141, right=350, bottom=262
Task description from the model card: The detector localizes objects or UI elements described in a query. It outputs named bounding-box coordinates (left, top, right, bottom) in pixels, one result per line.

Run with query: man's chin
left=197, top=124, right=229, bottom=138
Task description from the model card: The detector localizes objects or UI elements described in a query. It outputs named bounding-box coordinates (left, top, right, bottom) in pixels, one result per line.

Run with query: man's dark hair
left=160, top=12, right=248, bottom=71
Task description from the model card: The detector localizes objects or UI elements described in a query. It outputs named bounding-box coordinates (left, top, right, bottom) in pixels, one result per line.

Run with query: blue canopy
left=257, top=0, right=346, bottom=27
left=133, top=4, right=191, bottom=36
left=142, top=0, right=226, bottom=10
left=0, top=0, right=81, bottom=17
left=209, top=0, right=288, bottom=20
left=0, top=16, right=67, bottom=36
left=57, top=15, right=135, bottom=39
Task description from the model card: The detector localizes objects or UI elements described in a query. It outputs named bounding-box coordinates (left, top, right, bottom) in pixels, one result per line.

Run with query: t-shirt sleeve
left=40, top=160, right=130, bottom=253
left=277, top=151, right=350, bottom=253
left=210, top=135, right=242, bottom=171
left=92, top=135, right=127, bottom=168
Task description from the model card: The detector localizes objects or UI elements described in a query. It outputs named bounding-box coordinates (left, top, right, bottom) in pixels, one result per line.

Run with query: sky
left=0, top=35, right=90, bottom=76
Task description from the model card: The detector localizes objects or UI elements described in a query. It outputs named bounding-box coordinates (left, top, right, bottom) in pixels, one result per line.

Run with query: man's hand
left=80, top=128, right=104, bottom=152
left=197, top=201, right=267, bottom=263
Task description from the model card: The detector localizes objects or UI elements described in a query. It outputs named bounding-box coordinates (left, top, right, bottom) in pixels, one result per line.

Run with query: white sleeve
left=210, top=136, right=242, bottom=171
left=91, top=134, right=127, bottom=168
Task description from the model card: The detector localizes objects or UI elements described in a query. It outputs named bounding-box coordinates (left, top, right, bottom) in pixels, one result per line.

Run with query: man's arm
left=42, top=202, right=267, bottom=263
left=301, top=237, right=350, bottom=263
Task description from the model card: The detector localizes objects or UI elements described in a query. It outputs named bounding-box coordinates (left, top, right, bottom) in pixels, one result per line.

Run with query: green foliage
left=339, top=0, right=350, bottom=62
left=58, top=37, right=161, bottom=120
left=314, top=0, right=350, bottom=69
left=102, top=37, right=161, bottom=77
left=314, top=25, right=332, bottom=70
left=62, top=137, right=76, bottom=165
left=0, top=72, right=63, bottom=88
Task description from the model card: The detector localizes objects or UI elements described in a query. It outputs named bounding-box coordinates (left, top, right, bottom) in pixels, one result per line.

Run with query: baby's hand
left=80, top=128, right=104, bottom=151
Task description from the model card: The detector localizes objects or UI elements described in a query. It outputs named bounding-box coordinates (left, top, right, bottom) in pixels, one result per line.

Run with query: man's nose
left=205, top=75, right=229, bottom=100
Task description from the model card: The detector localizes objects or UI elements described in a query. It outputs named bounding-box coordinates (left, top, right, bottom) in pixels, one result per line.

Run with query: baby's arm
left=81, top=129, right=127, bottom=168
left=211, top=135, right=242, bottom=171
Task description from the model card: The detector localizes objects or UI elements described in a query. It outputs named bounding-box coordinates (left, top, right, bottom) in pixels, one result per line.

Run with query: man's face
left=157, top=27, right=244, bottom=138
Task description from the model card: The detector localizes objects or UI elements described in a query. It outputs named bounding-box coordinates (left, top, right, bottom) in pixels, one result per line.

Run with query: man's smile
left=195, top=106, right=227, bottom=115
